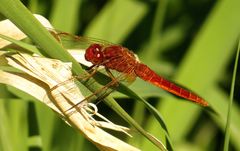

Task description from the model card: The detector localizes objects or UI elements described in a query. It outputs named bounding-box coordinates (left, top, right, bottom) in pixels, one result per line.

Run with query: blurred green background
left=0, top=0, right=240, bottom=151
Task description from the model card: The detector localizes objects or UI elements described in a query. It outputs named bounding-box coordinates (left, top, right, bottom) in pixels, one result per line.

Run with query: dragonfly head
left=85, top=44, right=104, bottom=65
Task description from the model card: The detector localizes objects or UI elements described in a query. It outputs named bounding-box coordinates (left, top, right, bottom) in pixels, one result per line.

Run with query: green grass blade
left=84, top=0, right=147, bottom=43
left=150, top=0, right=167, bottom=41
left=223, top=39, right=240, bottom=151
left=0, top=34, right=41, bottom=54
left=8, top=99, right=28, bottom=151
left=0, top=99, right=13, bottom=151
left=209, top=86, right=240, bottom=150
left=50, top=0, right=82, bottom=33
left=35, top=103, right=56, bottom=151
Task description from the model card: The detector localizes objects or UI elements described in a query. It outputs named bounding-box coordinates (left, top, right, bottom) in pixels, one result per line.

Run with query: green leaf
left=84, top=0, right=148, bottom=43
left=223, top=38, right=240, bottom=151
left=50, top=0, right=82, bottom=33
left=0, top=34, right=41, bottom=55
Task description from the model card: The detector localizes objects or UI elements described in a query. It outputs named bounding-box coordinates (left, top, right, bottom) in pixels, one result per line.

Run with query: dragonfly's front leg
left=87, top=64, right=99, bottom=77
left=74, top=65, right=99, bottom=82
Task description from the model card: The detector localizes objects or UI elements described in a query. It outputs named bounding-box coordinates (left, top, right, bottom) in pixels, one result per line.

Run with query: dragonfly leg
left=64, top=75, right=118, bottom=116
left=71, top=65, right=99, bottom=84
left=45, top=65, right=99, bottom=109
left=49, top=30, right=61, bottom=42
left=87, top=64, right=95, bottom=70
left=105, top=68, right=119, bottom=87
left=87, top=65, right=99, bottom=77
left=49, top=31, right=70, bottom=46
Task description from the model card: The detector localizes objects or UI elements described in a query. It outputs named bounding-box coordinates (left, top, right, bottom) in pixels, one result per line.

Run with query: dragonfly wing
left=47, top=28, right=116, bottom=50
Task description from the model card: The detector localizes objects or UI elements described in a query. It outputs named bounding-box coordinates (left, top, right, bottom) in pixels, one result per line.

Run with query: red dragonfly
left=52, top=31, right=208, bottom=107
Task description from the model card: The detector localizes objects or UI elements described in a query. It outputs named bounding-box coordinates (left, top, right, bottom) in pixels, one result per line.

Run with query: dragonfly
left=49, top=30, right=208, bottom=114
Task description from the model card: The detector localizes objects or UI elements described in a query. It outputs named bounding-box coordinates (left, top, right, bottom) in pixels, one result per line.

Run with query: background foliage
left=0, top=0, right=240, bottom=151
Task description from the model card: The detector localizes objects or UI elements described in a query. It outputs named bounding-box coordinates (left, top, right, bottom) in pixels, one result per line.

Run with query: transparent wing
left=48, top=28, right=117, bottom=50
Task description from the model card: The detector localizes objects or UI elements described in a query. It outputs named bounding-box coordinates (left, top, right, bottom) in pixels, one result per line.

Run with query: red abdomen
left=134, top=63, right=208, bottom=106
